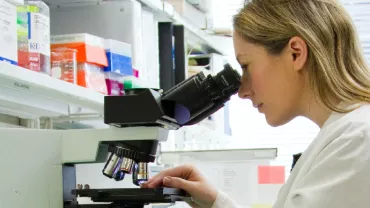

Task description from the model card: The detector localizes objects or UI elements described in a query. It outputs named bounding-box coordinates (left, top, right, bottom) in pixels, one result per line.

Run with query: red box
left=258, top=166, right=285, bottom=184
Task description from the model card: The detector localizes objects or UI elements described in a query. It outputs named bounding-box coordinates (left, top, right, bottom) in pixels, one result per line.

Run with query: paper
left=258, top=166, right=285, bottom=184
left=195, top=162, right=254, bottom=206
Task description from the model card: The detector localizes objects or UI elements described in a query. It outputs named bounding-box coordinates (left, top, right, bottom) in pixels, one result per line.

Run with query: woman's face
left=233, top=32, right=308, bottom=127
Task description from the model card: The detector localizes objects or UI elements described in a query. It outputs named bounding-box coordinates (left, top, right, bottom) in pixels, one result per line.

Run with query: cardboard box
left=0, top=0, right=17, bottom=65
left=166, top=0, right=207, bottom=29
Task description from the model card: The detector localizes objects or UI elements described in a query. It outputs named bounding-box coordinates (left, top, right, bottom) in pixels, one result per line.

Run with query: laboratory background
left=0, top=0, right=367, bottom=208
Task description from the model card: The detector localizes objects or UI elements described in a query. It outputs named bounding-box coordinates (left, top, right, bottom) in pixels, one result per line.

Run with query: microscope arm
left=61, top=127, right=169, bottom=164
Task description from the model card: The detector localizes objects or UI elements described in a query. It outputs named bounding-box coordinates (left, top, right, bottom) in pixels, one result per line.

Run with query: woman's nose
left=238, top=79, right=252, bottom=99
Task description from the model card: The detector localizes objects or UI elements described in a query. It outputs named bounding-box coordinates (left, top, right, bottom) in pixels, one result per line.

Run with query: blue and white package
left=104, top=39, right=133, bottom=76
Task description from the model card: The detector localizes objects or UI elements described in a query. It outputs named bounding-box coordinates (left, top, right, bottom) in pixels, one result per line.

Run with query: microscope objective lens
left=120, top=157, right=134, bottom=173
left=114, top=170, right=125, bottom=181
left=137, top=180, right=146, bottom=186
left=102, top=153, right=119, bottom=178
left=132, top=162, right=149, bottom=186
left=112, top=157, right=123, bottom=177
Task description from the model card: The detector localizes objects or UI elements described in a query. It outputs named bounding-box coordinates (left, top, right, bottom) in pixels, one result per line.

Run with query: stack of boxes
left=51, top=33, right=109, bottom=94
left=17, top=0, right=50, bottom=74
left=0, top=0, right=51, bottom=72
left=51, top=33, right=140, bottom=95
left=104, top=39, right=133, bottom=95
left=0, top=0, right=145, bottom=95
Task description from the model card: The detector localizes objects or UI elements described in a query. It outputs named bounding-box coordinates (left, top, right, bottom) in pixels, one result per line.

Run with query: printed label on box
left=28, top=12, right=50, bottom=56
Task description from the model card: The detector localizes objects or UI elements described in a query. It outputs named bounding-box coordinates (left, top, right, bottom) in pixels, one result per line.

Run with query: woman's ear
left=288, top=36, right=308, bottom=71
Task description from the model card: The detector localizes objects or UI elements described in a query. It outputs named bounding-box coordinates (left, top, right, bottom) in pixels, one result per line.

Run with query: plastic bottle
left=17, top=0, right=50, bottom=74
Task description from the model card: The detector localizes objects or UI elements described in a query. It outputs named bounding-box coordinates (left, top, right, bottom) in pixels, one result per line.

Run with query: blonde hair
left=233, top=0, right=370, bottom=113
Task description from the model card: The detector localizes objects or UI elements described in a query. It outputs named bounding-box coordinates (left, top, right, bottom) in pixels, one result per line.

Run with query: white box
left=51, top=33, right=105, bottom=48
left=166, top=0, right=207, bottom=29
left=104, top=39, right=132, bottom=58
left=0, top=0, right=18, bottom=65
left=5, top=0, right=23, bottom=6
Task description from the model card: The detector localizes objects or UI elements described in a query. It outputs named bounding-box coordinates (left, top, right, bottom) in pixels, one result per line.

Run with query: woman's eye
left=241, top=64, right=249, bottom=72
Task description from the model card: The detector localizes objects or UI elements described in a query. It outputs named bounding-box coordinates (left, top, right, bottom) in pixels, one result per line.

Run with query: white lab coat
left=211, top=103, right=370, bottom=208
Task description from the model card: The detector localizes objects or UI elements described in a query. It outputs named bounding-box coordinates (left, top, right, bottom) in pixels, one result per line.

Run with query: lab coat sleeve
left=211, top=191, right=242, bottom=208
left=284, top=126, right=370, bottom=208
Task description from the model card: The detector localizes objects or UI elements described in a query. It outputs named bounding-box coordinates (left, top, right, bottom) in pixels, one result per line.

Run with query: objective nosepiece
left=102, top=144, right=156, bottom=185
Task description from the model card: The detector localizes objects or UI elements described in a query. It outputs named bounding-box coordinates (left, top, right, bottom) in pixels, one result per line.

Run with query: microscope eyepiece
left=162, top=63, right=241, bottom=125
left=104, top=63, right=241, bottom=129
left=209, top=63, right=241, bottom=101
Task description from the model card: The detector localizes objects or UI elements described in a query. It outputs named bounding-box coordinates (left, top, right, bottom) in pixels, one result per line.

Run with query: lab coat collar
left=321, top=101, right=363, bottom=130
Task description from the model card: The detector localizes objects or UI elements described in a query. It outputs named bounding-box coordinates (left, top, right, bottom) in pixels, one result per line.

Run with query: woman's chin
left=265, top=114, right=290, bottom=127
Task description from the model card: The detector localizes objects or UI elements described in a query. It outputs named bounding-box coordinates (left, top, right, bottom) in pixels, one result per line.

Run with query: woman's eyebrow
left=236, top=54, right=248, bottom=64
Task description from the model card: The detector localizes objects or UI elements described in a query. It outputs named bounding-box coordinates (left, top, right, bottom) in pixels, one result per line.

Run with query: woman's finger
left=143, top=165, right=195, bottom=188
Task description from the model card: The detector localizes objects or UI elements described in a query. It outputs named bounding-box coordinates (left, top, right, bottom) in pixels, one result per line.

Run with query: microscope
left=0, top=64, right=240, bottom=208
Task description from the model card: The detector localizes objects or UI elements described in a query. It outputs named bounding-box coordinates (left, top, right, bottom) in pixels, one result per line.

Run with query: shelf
left=44, top=0, right=231, bottom=55
left=0, top=61, right=104, bottom=119
left=137, top=0, right=231, bottom=55
left=158, top=148, right=278, bottom=164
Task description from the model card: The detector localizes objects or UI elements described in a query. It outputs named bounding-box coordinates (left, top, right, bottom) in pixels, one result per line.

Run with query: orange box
left=51, top=33, right=108, bottom=67
left=51, top=34, right=108, bottom=94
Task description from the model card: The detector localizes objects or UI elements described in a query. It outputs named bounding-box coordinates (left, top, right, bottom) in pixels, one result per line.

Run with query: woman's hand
left=141, top=164, right=218, bottom=208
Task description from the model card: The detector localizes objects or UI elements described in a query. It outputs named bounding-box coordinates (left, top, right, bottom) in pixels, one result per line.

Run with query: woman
left=142, top=0, right=370, bottom=207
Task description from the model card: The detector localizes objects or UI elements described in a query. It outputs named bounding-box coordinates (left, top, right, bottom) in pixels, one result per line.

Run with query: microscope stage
left=66, top=188, right=189, bottom=208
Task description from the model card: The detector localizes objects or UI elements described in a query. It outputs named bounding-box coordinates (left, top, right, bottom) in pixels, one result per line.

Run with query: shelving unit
left=0, top=61, right=104, bottom=120
left=138, top=0, right=230, bottom=55
left=44, top=0, right=229, bottom=55
left=0, top=0, right=233, bottom=129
